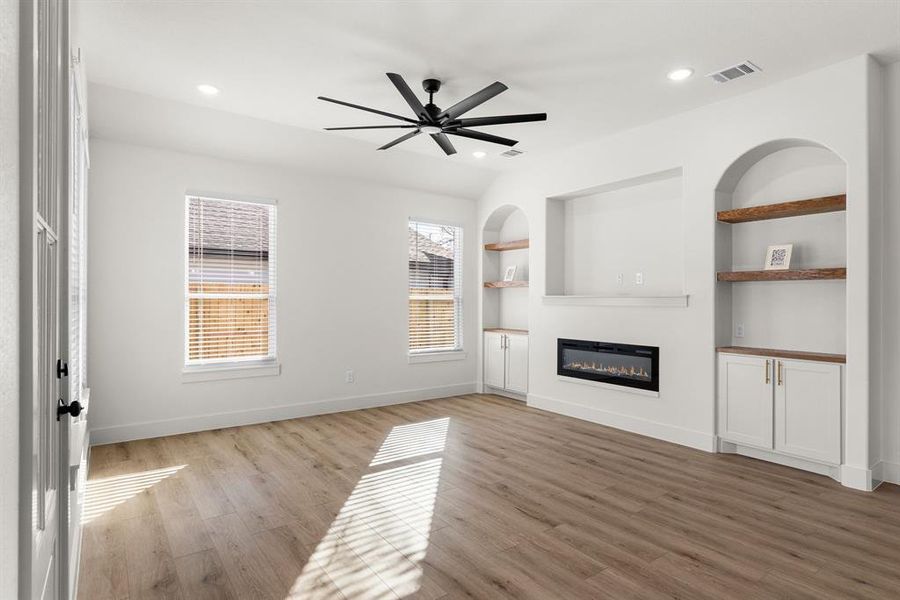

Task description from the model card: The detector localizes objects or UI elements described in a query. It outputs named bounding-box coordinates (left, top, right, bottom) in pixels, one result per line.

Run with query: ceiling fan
left=318, top=73, right=547, bottom=155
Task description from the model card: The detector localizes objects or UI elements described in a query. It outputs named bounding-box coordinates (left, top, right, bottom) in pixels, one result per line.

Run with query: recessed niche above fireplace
left=558, top=338, right=659, bottom=393
left=545, top=167, right=685, bottom=300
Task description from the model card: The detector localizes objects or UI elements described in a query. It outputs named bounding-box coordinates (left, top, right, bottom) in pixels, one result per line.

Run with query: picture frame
left=764, top=244, right=793, bottom=270
left=503, top=265, right=518, bottom=281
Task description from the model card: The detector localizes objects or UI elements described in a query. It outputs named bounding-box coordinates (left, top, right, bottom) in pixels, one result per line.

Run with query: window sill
left=408, top=351, right=468, bottom=364
left=182, top=361, right=281, bottom=383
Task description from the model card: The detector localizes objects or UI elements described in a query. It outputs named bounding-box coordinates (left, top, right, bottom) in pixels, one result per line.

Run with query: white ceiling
left=73, top=0, right=900, bottom=168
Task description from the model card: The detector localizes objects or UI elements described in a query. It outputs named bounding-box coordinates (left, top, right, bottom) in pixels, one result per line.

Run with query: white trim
left=408, top=215, right=465, bottom=229
left=527, top=393, right=716, bottom=452
left=719, top=440, right=841, bottom=481
left=182, top=361, right=281, bottom=383
left=557, top=375, right=660, bottom=398
left=483, top=385, right=526, bottom=402
left=542, top=295, right=689, bottom=307
left=89, top=382, right=477, bottom=445
left=839, top=464, right=875, bottom=491
left=408, top=350, right=468, bottom=364
left=185, top=190, right=278, bottom=205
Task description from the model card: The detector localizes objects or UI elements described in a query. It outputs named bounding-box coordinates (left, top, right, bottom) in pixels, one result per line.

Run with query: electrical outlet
left=616, top=273, right=624, bottom=285
left=635, top=272, right=643, bottom=285
left=345, top=369, right=354, bottom=383
left=735, top=324, right=745, bottom=338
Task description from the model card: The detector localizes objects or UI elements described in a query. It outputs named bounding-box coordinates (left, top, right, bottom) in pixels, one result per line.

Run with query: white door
left=774, top=359, right=842, bottom=464
left=22, top=1, right=71, bottom=598
left=505, top=333, right=529, bottom=395
left=484, top=332, right=506, bottom=389
left=717, top=354, right=774, bottom=449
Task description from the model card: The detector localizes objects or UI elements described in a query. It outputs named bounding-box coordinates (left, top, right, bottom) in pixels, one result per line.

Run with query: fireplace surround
left=557, top=338, right=659, bottom=392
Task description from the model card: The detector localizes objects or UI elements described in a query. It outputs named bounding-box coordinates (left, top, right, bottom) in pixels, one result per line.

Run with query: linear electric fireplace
left=558, top=338, right=659, bottom=392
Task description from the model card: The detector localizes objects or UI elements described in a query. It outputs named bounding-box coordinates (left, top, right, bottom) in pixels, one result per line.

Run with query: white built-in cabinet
left=484, top=331, right=528, bottom=395
left=718, top=352, right=841, bottom=465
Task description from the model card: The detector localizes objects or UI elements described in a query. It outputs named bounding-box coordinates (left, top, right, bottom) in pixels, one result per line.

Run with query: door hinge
left=56, top=359, right=68, bottom=378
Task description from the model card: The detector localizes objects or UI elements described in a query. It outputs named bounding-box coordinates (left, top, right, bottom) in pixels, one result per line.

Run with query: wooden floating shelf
left=717, top=268, right=846, bottom=282
left=717, top=194, right=846, bottom=224
left=484, top=327, right=529, bottom=335
left=484, top=239, right=529, bottom=251
left=717, top=346, right=846, bottom=364
left=484, top=280, right=529, bottom=288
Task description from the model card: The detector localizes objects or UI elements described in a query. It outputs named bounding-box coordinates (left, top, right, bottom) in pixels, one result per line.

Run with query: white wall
left=87, top=139, right=479, bottom=443
left=478, top=55, right=883, bottom=488
left=881, top=61, right=900, bottom=484
left=0, top=0, right=18, bottom=594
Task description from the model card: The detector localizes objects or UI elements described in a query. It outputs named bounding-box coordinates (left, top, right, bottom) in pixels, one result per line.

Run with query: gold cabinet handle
left=777, top=360, right=783, bottom=386
left=765, top=359, right=770, bottom=384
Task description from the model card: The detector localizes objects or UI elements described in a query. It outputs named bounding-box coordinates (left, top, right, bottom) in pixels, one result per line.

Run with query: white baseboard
left=526, top=393, right=716, bottom=452
left=720, top=441, right=840, bottom=481
left=840, top=464, right=875, bottom=491
left=874, top=460, right=900, bottom=486
left=483, top=384, right=526, bottom=402
left=90, top=382, right=477, bottom=445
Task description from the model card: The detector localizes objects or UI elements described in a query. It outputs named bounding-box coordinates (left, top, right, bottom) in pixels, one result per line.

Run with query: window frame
left=407, top=218, right=465, bottom=362
left=182, top=192, right=279, bottom=379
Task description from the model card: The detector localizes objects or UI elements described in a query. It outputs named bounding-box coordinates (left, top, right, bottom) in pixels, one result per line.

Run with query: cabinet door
left=483, top=332, right=506, bottom=389
left=774, top=359, right=841, bottom=464
left=505, top=334, right=529, bottom=394
left=717, top=354, right=774, bottom=449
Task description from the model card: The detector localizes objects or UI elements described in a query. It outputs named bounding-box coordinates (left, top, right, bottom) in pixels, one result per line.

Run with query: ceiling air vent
left=501, top=148, right=524, bottom=158
left=707, top=61, right=761, bottom=83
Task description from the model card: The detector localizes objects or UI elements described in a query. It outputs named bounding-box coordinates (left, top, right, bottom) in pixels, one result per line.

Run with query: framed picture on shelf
left=503, top=265, right=518, bottom=281
left=764, top=244, right=793, bottom=270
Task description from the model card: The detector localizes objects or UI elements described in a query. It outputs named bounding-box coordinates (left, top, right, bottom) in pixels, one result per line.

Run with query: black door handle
left=57, top=399, right=82, bottom=420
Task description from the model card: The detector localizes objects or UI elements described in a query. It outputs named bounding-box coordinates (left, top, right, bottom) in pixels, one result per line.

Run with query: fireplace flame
left=564, top=361, right=651, bottom=380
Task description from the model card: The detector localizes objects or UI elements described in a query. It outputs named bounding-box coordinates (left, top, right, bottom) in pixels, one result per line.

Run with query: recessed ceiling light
left=472, top=150, right=487, bottom=159
left=666, top=68, right=694, bottom=82
left=196, top=84, right=220, bottom=96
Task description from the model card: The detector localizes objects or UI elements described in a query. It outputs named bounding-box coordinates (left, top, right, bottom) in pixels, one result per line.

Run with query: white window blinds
left=186, top=196, right=277, bottom=365
left=408, top=220, right=463, bottom=353
left=69, top=71, right=89, bottom=406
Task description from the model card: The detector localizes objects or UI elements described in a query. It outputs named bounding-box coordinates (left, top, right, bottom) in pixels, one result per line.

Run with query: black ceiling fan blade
left=386, top=73, right=428, bottom=120
left=437, top=81, right=508, bottom=121
left=449, top=113, right=547, bottom=128
left=378, top=130, right=421, bottom=150
left=325, top=125, right=418, bottom=130
left=318, top=96, right=419, bottom=124
left=430, top=132, right=457, bottom=155
left=446, top=127, right=518, bottom=147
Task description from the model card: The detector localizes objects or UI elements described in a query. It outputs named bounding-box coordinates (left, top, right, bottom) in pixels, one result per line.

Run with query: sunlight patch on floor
left=289, top=419, right=448, bottom=599
left=81, top=464, right=185, bottom=524
left=369, top=417, right=449, bottom=466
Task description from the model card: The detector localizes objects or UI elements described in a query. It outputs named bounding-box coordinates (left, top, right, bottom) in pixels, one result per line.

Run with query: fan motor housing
left=422, top=78, right=442, bottom=94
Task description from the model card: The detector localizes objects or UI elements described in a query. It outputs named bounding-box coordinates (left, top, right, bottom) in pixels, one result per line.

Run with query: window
left=69, top=70, right=89, bottom=405
left=185, top=195, right=277, bottom=367
left=408, top=220, right=463, bottom=354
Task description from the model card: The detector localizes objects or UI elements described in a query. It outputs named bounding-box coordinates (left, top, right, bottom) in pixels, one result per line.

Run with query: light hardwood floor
left=78, top=394, right=900, bottom=599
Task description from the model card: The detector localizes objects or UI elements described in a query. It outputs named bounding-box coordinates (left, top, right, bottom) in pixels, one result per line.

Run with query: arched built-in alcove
left=714, top=139, right=847, bottom=355
left=482, top=204, right=529, bottom=332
